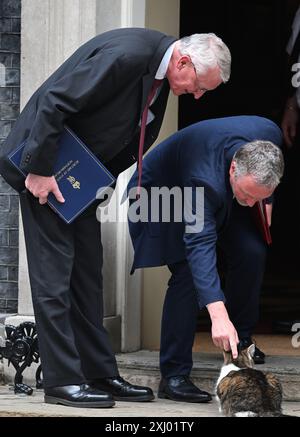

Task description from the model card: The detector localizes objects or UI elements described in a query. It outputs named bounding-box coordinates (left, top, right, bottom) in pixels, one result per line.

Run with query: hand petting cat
left=206, top=301, right=239, bottom=358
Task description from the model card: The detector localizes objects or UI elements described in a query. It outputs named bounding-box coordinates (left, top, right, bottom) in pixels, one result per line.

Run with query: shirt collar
left=155, top=42, right=176, bottom=79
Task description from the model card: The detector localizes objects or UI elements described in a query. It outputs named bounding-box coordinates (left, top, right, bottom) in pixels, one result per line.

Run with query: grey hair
left=178, top=33, right=231, bottom=83
left=233, top=140, right=284, bottom=189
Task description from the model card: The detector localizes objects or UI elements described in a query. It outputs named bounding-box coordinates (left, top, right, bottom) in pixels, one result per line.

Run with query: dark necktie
left=137, top=79, right=163, bottom=197
left=253, top=200, right=272, bottom=245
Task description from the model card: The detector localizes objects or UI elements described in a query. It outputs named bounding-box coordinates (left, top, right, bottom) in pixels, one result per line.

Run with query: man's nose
left=193, top=90, right=205, bottom=100
left=247, top=199, right=256, bottom=207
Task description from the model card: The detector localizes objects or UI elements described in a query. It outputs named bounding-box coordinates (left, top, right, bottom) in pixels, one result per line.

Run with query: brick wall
left=0, top=0, right=21, bottom=313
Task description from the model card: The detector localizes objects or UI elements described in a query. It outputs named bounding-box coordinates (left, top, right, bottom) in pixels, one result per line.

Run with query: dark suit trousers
left=20, top=192, right=118, bottom=388
left=160, top=201, right=267, bottom=378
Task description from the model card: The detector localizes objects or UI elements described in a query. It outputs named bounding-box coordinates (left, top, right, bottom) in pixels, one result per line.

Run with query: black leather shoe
left=91, top=376, right=155, bottom=402
left=239, top=337, right=265, bottom=364
left=158, top=376, right=212, bottom=403
left=44, top=384, right=115, bottom=408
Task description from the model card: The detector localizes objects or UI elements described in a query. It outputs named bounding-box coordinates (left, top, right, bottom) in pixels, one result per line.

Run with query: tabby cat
left=216, top=344, right=284, bottom=417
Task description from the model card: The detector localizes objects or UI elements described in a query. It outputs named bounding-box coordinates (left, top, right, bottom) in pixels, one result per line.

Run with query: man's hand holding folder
left=9, top=127, right=116, bottom=223
left=25, top=174, right=65, bottom=205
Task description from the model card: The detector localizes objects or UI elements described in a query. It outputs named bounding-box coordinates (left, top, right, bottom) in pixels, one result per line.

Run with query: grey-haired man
left=127, top=115, right=284, bottom=403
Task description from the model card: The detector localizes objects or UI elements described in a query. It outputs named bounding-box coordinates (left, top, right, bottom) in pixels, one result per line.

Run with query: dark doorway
left=179, top=0, right=300, bottom=333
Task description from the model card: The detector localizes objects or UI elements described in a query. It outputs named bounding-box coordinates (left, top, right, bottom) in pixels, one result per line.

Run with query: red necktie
left=137, top=79, right=163, bottom=198
left=253, top=200, right=272, bottom=245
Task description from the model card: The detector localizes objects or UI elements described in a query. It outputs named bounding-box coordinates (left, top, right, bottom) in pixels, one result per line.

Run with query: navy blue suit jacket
left=127, top=116, right=282, bottom=308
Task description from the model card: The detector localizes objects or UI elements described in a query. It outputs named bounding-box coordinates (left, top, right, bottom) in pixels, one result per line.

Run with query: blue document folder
left=9, top=127, right=116, bottom=223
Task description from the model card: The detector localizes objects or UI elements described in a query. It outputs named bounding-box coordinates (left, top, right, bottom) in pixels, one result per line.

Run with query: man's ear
left=229, top=160, right=236, bottom=177
left=177, top=55, right=192, bottom=70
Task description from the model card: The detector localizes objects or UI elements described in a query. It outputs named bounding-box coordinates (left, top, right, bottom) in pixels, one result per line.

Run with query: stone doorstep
left=1, top=350, right=300, bottom=402
left=116, top=351, right=300, bottom=402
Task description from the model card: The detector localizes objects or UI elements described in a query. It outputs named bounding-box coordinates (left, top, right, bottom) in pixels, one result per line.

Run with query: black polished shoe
left=239, top=337, right=265, bottom=364
left=44, top=384, right=115, bottom=408
left=91, top=376, right=155, bottom=402
left=158, top=376, right=212, bottom=403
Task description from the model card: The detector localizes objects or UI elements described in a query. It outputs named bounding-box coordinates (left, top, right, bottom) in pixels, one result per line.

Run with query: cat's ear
left=247, top=343, right=255, bottom=359
left=223, top=349, right=233, bottom=364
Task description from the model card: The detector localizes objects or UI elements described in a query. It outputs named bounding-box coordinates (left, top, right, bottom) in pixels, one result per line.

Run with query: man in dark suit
left=0, top=28, right=231, bottom=408
left=127, top=115, right=284, bottom=403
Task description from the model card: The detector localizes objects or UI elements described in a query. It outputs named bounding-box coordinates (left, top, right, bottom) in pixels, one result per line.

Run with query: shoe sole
left=113, top=394, right=155, bottom=402
left=44, top=395, right=115, bottom=408
left=157, top=392, right=212, bottom=403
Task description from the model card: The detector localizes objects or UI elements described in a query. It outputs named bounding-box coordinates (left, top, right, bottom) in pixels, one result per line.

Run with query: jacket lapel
left=139, top=36, right=176, bottom=118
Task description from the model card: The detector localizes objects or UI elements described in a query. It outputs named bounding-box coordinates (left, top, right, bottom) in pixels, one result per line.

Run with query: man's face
left=229, top=162, right=274, bottom=207
left=166, top=53, right=222, bottom=99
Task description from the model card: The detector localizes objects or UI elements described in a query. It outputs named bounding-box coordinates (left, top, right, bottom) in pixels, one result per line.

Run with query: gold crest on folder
left=67, top=176, right=81, bottom=190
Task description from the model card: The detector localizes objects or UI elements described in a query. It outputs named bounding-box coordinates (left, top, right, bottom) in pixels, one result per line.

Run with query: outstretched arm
left=183, top=179, right=239, bottom=357
left=207, top=301, right=239, bottom=359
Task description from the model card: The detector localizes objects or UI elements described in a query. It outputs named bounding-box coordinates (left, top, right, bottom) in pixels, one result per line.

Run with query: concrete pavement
left=0, top=385, right=299, bottom=417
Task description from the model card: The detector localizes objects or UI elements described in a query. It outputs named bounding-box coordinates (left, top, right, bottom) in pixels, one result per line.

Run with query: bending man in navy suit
left=127, top=115, right=284, bottom=403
